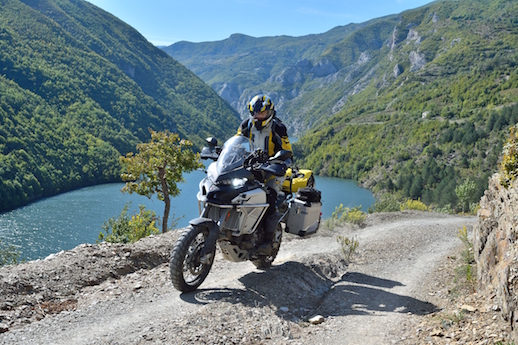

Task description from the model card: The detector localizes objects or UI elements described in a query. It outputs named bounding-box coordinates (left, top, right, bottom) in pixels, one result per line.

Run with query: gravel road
left=0, top=211, right=477, bottom=344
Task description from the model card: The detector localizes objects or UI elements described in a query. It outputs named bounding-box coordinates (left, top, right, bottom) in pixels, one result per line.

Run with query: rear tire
left=169, top=225, right=215, bottom=292
left=252, top=223, right=283, bottom=269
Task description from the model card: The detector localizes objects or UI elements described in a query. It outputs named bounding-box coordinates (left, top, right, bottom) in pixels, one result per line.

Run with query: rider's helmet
left=248, top=94, right=275, bottom=130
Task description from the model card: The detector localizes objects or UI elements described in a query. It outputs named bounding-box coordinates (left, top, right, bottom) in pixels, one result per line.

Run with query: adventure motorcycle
left=169, top=135, right=322, bottom=292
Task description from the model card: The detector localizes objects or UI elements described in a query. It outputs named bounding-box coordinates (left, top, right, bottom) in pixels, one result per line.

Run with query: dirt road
left=0, top=211, right=477, bottom=344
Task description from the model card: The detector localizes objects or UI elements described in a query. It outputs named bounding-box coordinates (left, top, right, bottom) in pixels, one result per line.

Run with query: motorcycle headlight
left=220, top=177, right=248, bottom=188
left=232, top=178, right=248, bottom=188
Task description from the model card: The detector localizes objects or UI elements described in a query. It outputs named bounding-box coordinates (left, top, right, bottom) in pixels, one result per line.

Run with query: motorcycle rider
left=237, top=95, right=293, bottom=254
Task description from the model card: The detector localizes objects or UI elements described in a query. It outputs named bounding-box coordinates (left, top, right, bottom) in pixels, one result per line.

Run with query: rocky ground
left=0, top=211, right=514, bottom=344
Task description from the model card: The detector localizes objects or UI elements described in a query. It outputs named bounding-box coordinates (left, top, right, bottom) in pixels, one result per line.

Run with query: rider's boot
left=257, top=212, right=280, bottom=255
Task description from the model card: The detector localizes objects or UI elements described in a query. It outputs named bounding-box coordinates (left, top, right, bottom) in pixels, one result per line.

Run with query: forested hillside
left=0, top=0, right=240, bottom=212
left=164, top=0, right=518, bottom=211
left=296, top=0, right=518, bottom=210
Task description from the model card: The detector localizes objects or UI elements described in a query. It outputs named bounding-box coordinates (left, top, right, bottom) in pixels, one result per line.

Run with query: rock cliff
left=474, top=173, right=518, bottom=339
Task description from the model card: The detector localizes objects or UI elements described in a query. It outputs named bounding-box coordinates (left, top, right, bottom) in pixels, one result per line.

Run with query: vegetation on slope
left=0, top=0, right=240, bottom=212
left=295, top=0, right=518, bottom=211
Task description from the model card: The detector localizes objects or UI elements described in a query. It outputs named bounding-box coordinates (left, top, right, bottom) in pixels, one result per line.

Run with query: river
left=0, top=170, right=374, bottom=261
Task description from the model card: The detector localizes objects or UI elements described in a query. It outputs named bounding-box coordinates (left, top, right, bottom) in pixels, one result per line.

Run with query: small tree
left=120, top=130, right=203, bottom=232
left=455, top=178, right=476, bottom=213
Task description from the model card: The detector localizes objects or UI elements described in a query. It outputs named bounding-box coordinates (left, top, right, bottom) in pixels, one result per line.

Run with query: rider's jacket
left=237, top=117, right=292, bottom=157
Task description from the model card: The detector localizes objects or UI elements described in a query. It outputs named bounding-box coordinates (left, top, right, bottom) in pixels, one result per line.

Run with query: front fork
left=189, top=217, right=219, bottom=264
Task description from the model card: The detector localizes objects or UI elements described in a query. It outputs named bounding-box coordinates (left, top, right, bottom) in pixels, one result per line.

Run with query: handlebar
left=244, top=149, right=289, bottom=178
left=243, top=149, right=269, bottom=170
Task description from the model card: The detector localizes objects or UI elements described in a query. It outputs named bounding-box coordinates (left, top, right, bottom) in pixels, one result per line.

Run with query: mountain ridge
left=162, top=15, right=399, bottom=131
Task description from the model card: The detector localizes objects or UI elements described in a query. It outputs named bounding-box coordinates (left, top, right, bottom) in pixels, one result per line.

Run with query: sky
left=85, top=0, right=435, bottom=46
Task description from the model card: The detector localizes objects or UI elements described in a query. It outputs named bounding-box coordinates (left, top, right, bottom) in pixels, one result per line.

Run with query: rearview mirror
left=206, top=137, right=218, bottom=147
left=201, top=137, right=221, bottom=160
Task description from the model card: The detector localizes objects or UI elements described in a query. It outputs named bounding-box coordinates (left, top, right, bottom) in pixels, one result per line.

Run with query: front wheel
left=169, top=225, right=215, bottom=292
left=252, top=223, right=283, bottom=269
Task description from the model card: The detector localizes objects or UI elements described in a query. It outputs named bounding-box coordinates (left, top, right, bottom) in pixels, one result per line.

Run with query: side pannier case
left=285, top=187, right=322, bottom=237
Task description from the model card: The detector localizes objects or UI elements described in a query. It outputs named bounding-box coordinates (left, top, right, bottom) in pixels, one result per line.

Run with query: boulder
left=310, top=59, right=337, bottom=78
left=409, top=51, right=426, bottom=72
left=217, top=82, right=241, bottom=104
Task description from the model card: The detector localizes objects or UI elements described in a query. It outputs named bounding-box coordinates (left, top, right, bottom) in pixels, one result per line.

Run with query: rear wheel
left=252, top=223, right=283, bottom=269
left=169, top=225, right=215, bottom=292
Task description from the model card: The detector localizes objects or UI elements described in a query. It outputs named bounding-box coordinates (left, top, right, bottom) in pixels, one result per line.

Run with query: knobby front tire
left=169, top=225, right=215, bottom=292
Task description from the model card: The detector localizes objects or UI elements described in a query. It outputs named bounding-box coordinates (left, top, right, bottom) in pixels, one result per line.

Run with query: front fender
left=189, top=217, right=217, bottom=228
left=190, top=217, right=219, bottom=256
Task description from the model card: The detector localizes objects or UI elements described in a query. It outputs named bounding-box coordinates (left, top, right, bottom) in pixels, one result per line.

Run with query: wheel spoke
left=182, top=233, right=210, bottom=283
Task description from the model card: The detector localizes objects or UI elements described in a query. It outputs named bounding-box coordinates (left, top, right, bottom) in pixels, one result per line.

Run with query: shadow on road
left=341, top=272, right=404, bottom=288
left=180, top=258, right=438, bottom=319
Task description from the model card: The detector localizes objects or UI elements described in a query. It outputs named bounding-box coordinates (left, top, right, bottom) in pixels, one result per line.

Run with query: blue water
left=0, top=171, right=374, bottom=261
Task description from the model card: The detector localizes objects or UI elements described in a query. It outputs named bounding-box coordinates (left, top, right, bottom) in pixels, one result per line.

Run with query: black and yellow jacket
left=237, top=117, right=292, bottom=157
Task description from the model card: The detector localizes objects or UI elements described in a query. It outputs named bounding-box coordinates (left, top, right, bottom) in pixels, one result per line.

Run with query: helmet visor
left=252, top=110, right=269, bottom=120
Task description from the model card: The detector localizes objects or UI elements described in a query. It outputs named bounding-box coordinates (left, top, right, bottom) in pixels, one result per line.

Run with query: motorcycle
left=169, top=135, right=322, bottom=292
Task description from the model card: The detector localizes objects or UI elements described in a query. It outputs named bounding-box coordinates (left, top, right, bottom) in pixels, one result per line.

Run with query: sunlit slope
left=0, top=0, right=240, bottom=211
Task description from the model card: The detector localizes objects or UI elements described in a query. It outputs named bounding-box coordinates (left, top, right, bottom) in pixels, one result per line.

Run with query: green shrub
left=456, top=226, right=476, bottom=290
left=500, top=126, right=518, bottom=188
left=455, top=178, right=476, bottom=213
left=98, top=203, right=160, bottom=244
left=434, top=203, right=453, bottom=214
left=336, top=235, right=359, bottom=262
left=400, top=198, right=428, bottom=211
left=368, top=194, right=401, bottom=213
left=345, top=209, right=367, bottom=225
left=324, top=204, right=366, bottom=229
left=0, top=239, right=20, bottom=267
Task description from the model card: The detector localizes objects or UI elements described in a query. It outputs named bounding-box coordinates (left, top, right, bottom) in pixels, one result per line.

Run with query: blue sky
left=85, top=0, right=435, bottom=46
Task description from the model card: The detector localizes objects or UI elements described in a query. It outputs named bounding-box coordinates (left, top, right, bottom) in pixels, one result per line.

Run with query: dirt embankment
left=0, top=211, right=513, bottom=344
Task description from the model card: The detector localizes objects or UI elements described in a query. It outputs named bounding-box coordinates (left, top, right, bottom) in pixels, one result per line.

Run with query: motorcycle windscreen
left=216, top=136, right=254, bottom=173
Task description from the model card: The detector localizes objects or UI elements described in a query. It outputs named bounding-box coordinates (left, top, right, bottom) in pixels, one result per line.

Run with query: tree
left=120, top=130, right=203, bottom=232
left=455, top=178, right=476, bottom=213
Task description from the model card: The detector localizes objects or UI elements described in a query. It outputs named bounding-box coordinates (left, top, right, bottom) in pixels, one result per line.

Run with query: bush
left=324, top=204, right=366, bottom=229
left=455, top=178, right=476, bottom=213
left=336, top=235, right=359, bottom=263
left=434, top=203, right=453, bottom=214
left=469, top=202, right=481, bottom=214
left=456, top=226, right=476, bottom=289
left=98, top=203, right=160, bottom=244
left=0, top=239, right=20, bottom=267
left=368, top=194, right=401, bottom=213
left=400, top=198, right=428, bottom=211
left=500, top=126, right=518, bottom=188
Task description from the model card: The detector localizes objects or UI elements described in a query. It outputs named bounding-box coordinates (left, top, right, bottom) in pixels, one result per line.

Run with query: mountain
left=163, top=0, right=518, bottom=210
left=162, top=16, right=398, bottom=134
left=0, top=0, right=240, bottom=212
left=296, top=0, right=518, bottom=209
